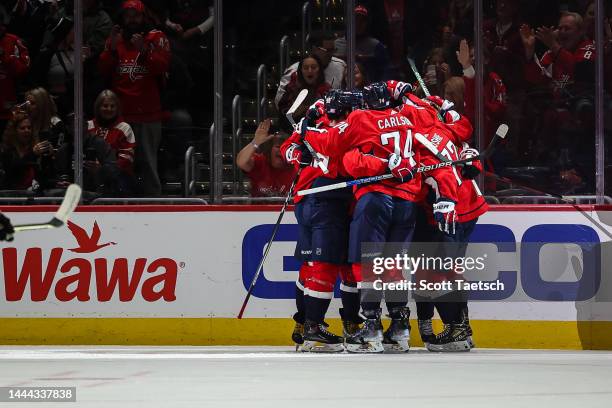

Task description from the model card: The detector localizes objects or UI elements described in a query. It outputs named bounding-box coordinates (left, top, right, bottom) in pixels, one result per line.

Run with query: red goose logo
left=67, top=221, right=116, bottom=253
left=2, top=220, right=178, bottom=303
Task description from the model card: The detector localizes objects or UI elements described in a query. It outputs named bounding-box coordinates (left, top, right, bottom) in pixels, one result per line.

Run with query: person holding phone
left=0, top=110, right=56, bottom=192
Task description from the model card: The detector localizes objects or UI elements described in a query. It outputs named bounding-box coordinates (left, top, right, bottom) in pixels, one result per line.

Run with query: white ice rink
left=0, top=346, right=611, bottom=408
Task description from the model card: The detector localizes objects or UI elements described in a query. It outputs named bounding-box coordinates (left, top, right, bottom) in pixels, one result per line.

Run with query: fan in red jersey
left=98, top=0, right=170, bottom=196
left=87, top=90, right=137, bottom=195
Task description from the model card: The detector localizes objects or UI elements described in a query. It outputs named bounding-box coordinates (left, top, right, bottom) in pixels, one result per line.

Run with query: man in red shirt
left=98, top=0, right=170, bottom=196
left=521, top=12, right=595, bottom=100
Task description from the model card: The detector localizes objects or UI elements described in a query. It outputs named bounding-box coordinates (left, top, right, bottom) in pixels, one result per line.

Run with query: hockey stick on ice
left=297, top=124, right=508, bottom=197
left=13, top=184, right=82, bottom=232
left=285, top=89, right=329, bottom=174
left=237, top=168, right=302, bottom=319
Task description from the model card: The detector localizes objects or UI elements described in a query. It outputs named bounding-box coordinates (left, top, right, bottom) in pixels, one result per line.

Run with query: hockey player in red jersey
left=386, top=84, right=488, bottom=352
left=280, top=91, right=364, bottom=352
left=300, top=83, right=462, bottom=353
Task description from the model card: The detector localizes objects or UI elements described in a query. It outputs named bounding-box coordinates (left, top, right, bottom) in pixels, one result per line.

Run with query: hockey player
left=301, top=83, right=462, bottom=353
left=0, top=213, right=14, bottom=241
left=281, top=90, right=364, bottom=352
left=422, top=96, right=488, bottom=352
left=386, top=85, right=486, bottom=352
left=381, top=81, right=483, bottom=351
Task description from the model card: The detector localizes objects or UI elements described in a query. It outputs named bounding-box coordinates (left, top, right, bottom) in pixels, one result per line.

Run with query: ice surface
left=0, top=346, right=611, bottom=407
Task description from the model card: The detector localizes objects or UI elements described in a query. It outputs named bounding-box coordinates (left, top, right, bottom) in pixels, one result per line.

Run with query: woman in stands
left=278, top=54, right=331, bottom=131
left=87, top=89, right=137, bottom=196
left=24, top=87, right=67, bottom=149
left=342, top=62, right=370, bottom=90
left=236, top=118, right=296, bottom=198
left=0, top=110, right=56, bottom=192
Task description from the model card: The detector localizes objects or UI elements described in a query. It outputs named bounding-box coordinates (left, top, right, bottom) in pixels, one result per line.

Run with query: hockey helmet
left=324, top=89, right=364, bottom=119
left=363, top=82, right=391, bottom=110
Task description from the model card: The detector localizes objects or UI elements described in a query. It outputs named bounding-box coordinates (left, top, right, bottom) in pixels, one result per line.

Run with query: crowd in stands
left=0, top=0, right=212, bottom=198
left=244, top=0, right=608, bottom=199
left=0, top=0, right=608, bottom=200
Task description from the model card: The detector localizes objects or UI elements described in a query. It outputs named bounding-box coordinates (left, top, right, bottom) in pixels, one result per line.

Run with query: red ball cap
left=122, top=0, right=145, bottom=13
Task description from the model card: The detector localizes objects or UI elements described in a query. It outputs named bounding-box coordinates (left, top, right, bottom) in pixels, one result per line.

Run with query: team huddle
left=281, top=81, right=488, bottom=353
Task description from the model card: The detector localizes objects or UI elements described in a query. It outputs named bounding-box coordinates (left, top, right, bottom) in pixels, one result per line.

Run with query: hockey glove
left=388, top=153, right=415, bottom=183
left=459, top=147, right=483, bottom=179
left=386, top=80, right=413, bottom=104
left=433, top=198, right=457, bottom=235
left=426, top=96, right=461, bottom=123
left=285, top=143, right=313, bottom=168
left=0, top=213, right=14, bottom=242
left=305, top=99, right=326, bottom=124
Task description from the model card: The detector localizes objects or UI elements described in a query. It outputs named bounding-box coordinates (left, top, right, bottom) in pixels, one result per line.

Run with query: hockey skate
left=345, top=309, right=384, bottom=354
left=383, top=307, right=411, bottom=353
left=339, top=308, right=362, bottom=338
left=426, top=322, right=471, bottom=352
left=301, top=320, right=344, bottom=353
left=417, top=319, right=436, bottom=347
left=461, top=307, right=475, bottom=349
left=292, top=321, right=304, bottom=351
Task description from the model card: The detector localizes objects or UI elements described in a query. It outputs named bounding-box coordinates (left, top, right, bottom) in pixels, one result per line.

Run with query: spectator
left=422, top=47, right=452, bottom=97
left=8, top=0, right=57, bottom=61
left=275, top=31, right=345, bottom=109
left=0, top=109, right=55, bottom=192
left=98, top=0, right=171, bottom=196
left=520, top=12, right=595, bottom=100
left=277, top=53, right=331, bottom=131
left=81, top=122, right=122, bottom=196
left=335, top=5, right=391, bottom=82
left=456, top=39, right=507, bottom=138
left=483, top=0, right=524, bottom=92
left=24, top=87, right=67, bottom=148
left=236, top=118, right=296, bottom=198
left=0, top=12, right=30, bottom=134
left=166, top=0, right=213, bottom=41
left=357, top=0, right=410, bottom=79
left=87, top=89, right=136, bottom=195
left=342, top=62, right=370, bottom=90
left=43, top=17, right=75, bottom=116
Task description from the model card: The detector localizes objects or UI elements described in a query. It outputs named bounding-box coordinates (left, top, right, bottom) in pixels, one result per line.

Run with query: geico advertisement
left=1, top=209, right=611, bottom=320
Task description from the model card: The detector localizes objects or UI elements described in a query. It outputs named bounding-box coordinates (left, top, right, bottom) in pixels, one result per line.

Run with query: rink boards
left=0, top=204, right=611, bottom=349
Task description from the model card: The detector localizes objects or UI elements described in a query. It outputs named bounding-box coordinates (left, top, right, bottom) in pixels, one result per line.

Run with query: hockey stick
left=13, top=184, right=82, bottom=232
left=237, top=168, right=302, bottom=319
left=488, top=173, right=612, bottom=240
left=297, top=124, right=508, bottom=197
left=407, top=57, right=431, bottom=98
left=285, top=89, right=329, bottom=174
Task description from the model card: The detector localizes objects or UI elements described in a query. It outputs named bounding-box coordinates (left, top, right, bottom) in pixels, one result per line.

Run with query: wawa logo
left=2, top=220, right=178, bottom=302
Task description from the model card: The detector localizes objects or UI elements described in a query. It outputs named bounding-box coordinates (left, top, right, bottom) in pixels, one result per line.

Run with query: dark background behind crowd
left=0, top=0, right=609, bottom=202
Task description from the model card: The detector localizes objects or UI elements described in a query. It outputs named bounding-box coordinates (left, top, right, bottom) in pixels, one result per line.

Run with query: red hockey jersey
left=87, top=118, right=136, bottom=174
left=304, top=103, right=460, bottom=203
left=280, top=117, right=350, bottom=204
left=524, top=39, right=595, bottom=98
left=98, top=30, right=171, bottom=123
